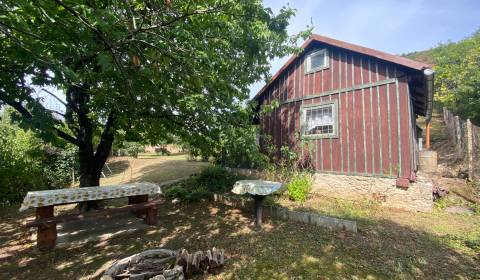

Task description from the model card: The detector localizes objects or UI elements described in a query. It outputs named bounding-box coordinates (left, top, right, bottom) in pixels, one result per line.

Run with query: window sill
left=302, top=134, right=338, bottom=140
left=305, top=65, right=329, bottom=75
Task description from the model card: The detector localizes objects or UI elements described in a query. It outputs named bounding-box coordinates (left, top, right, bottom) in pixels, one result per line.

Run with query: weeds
left=165, top=165, right=244, bottom=202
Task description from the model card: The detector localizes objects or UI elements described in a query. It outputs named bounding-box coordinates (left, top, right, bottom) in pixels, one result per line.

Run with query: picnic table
left=232, top=180, right=282, bottom=229
left=20, top=182, right=163, bottom=249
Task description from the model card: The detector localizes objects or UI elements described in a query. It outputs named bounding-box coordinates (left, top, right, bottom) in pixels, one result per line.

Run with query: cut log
left=102, top=248, right=224, bottom=279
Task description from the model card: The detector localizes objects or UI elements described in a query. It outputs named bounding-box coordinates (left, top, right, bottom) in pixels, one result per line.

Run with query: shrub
left=0, top=112, right=78, bottom=205
left=287, top=174, right=311, bottom=202
left=165, top=165, right=243, bottom=202
left=124, top=141, right=144, bottom=158
left=215, top=125, right=271, bottom=170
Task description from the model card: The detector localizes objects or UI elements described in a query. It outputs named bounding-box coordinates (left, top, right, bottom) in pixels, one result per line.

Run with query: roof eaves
left=253, top=34, right=431, bottom=101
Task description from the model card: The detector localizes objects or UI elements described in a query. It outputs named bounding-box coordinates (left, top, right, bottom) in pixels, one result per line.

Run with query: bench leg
left=128, top=195, right=149, bottom=218
left=145, top=206, right=158, bottom=225
left=36, top=206, right=57, bottom=249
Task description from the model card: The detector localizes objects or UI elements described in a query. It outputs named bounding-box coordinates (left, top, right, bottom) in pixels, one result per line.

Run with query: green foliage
left=165, top=165, right=242, bottom=202
left=0, top=111, right=78, bottom=205
left=41, top=145, right=79, bottom=188
left=123, top=142, right=144, bottom=158
left=286, top=173, right=311, bottom=202
left=0, top=0, right=307, bottom=185
left=406, top=29, right=480, bottom=124
left=216, top=124, right=271, bottom=169
left=434, top=197, right=449, bottom=210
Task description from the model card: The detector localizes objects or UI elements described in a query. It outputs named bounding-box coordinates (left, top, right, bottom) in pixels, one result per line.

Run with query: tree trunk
left=78, top=146, right=102, bottom=211
left=64, top=83, right=116, bottom=211
left=77, top=133, right=114, bottom=211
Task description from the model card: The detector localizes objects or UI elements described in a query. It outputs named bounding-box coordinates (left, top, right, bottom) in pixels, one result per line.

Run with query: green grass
left=1, top=200, right=478, bottom=279
left=1, top=156, right=479, bottom=279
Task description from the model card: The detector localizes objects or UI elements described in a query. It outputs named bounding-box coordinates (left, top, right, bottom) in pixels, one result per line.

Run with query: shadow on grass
left=0, top=200, right=478, bottom=279
left=103, top=160, right=130, bottom=177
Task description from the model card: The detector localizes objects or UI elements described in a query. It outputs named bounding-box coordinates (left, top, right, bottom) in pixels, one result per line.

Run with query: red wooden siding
left=259, top=44, right=415, bottom=180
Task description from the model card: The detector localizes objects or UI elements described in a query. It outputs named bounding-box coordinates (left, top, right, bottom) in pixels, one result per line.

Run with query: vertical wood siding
left=259, top=44, right=415, bottom=180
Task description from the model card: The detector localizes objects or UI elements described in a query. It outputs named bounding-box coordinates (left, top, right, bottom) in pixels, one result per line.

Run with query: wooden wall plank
left=259, top=45, right=416, bottom=180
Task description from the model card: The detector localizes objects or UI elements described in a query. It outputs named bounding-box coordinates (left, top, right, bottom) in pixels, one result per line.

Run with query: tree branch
left=94, top=111, right=116, bottom=170
left=53, top=0, right=131, bottom=95
left=0, top=91, right=81, bottom=146
left=41, top=88, right=68, bottom=107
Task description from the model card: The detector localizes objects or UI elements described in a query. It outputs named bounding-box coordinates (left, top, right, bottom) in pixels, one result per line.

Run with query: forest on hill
left=405, top=30, right=480, bottom=124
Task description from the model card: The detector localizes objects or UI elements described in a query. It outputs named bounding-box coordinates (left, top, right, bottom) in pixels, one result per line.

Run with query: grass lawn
left=0, top=156, right=479, bottom=279
left=100, top=154, right=210, bottom=185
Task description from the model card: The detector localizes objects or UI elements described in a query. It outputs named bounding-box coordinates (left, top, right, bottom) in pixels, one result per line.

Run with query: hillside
left=403, top=48, right=436, bottom=65
left=403, top=30, right=480, bottom=124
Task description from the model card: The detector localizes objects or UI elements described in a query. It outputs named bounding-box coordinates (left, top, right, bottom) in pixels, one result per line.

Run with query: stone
left=445, top=206, right=474, bottom=215
left=310, top=172, right=433, bottom=212
left=163, top=265, right=184, bottom=280
left=228, top=168, right=434, bottom=212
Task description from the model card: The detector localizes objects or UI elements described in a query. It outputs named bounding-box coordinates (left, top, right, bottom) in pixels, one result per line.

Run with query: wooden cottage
left=253, top=34, right=434, bottom=188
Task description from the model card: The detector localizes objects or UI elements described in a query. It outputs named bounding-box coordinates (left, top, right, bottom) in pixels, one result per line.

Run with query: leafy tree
left=0, top=109, right=78, bottom=205
left=123, top=141, right=144, bottom=158
left=406, top=29, right=480, bottom=124
left=0, top=0, right=306, bottom=208
left=432, top=30, right=480, bottom=124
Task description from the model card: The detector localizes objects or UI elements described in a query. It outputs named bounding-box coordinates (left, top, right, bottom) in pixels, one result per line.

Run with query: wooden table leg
left=36, top=206, right=57, bottom=249
left=145, top=206, right=158, bottom=225
left=128, top=195, right=148, bottom=218
left=253, top=195, right=265, bottom=230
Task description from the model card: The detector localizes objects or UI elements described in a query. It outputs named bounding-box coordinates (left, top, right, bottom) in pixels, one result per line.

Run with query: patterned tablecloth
left=231, top=180, right=282, bottom=196
left=19, top=182, right=161, bottom=211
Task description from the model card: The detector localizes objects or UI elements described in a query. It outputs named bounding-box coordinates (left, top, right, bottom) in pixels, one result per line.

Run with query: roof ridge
left=253, top=34, right=431, bottom=100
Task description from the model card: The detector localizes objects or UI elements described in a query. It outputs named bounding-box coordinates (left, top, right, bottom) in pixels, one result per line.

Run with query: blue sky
left=249, top=0, right=480, bottom=98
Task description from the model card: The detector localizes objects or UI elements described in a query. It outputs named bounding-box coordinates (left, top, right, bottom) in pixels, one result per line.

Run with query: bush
left=287, top=173, right=311, bottom=202
left=165, top=165, right=243, bottom=202
left=215, top=125, right=271, bottom=170
left=124, top=141, right=144, bottom=158
left=0, top=113, right=78, bottom=206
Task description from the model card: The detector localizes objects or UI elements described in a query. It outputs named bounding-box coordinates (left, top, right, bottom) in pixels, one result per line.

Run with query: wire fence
left=443, top=108, right=479, bottom=180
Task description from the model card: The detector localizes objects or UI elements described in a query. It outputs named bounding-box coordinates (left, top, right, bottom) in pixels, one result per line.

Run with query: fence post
left=454, top=116, right=462, bottom=153
left=466, top=119, right=474, bottom=180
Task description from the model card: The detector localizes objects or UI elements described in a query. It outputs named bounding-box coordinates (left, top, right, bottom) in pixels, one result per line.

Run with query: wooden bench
left=20, top=183, right=165, bottom=249
left=25, top=197, right=163, bottom=249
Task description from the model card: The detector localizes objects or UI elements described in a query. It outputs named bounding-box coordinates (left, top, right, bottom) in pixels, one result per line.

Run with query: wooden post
left=128, top=195, right=148, bottom=218
left=145, top=206, right=158, bottom=225
left=36, top=206, right=57, bottom=249
left=425, top=122, right=431, bottom=150
left=455, top=116, right=462, bottom=153
left=466, top=119, right=474, bottom=181
left=253, top=195, right=265, bottom=230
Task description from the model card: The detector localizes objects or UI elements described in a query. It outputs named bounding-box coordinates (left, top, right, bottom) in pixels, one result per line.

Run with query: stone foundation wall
left=311, top=173, right=433, bottom=212
left=227, top=168, right=434, bottom=212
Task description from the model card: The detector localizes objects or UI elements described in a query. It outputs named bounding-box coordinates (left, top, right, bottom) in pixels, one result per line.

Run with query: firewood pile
left=101, top=248, right=225, bottom=280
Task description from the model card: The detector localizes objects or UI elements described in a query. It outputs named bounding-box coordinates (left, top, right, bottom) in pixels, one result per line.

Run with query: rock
left=163, top=265, right=184, bottom=280
left=445, top=206, right=474, bottom=215
left=150, top=275, right=166, bottom=280
left=171, top=198, right=180, bottom=204
left=129, top=273, right=149, bottom=280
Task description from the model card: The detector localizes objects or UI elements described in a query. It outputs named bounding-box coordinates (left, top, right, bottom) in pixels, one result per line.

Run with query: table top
left=19, top=182, right=161, bottom=211
left=231, top=180, right=282, bottom=196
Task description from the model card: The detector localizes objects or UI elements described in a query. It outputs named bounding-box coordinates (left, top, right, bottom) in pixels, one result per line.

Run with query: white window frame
left=305, top=48, right=329, bottom=74
left=301, top=100, right=338, bottom=139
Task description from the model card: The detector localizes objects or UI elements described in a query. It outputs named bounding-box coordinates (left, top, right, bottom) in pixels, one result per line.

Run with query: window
left=301, top=101, right=338, bottom=138
left=305, top=49, right=329, bottom=74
